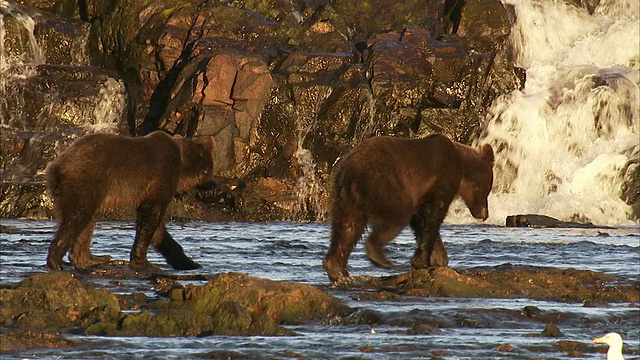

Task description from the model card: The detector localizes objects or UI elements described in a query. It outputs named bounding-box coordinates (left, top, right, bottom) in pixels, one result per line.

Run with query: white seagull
left=593, top=332, right=624, bottom=360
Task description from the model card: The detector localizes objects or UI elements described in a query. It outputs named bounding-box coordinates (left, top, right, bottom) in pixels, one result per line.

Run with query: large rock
left=86, top=272, right=352, bottom=337
left=370, top=266, right=639, bottom=303
left=620, top=145, right=640, bottom=220
left=1, top=271, right=351, bottom=339
left=0, top=272, right=121, bottom=329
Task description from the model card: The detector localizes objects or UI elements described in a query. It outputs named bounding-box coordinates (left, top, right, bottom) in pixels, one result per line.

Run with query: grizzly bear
left=46, top=131, right=214, bottom=271
left=322, top=134, right=494, bottom=284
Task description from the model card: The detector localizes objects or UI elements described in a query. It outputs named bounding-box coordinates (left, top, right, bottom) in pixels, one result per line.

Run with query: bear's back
left=46, top=131, right=183, bottom=213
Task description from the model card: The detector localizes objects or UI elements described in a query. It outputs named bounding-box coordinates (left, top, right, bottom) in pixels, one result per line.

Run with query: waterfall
left=290, top=85, right=332, bottom=221
left=448, top=0, right=639, bottom=226
left=0, top=1, right=42, bottom=125
left=1, top=1, right=124, bottom=133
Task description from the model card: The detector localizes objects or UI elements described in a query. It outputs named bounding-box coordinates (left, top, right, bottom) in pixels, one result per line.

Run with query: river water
left=1, top=219, right=638, bottom=359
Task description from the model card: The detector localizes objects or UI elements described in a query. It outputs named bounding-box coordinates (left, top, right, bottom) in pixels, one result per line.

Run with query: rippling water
left=1, top=219, right=639, bottom=359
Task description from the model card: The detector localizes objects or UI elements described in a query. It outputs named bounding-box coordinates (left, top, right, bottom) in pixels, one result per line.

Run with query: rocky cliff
left=5, top=0, right=633, bottom=222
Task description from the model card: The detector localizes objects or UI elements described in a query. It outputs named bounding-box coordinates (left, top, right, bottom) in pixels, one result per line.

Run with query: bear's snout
left=478, top=207, right=489, bottom=221
left=471, top=207, right=489, bottom=221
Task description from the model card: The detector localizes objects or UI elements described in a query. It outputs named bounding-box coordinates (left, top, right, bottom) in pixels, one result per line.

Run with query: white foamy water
left=450, top=0, right=640, bottom=226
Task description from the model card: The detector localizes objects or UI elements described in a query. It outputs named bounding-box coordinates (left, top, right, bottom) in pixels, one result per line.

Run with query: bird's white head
left=593, top=332, right=624, bottom=360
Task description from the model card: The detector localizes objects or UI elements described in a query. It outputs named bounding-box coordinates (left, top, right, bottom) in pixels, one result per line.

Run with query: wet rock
left=505, top=214, right=613, bottom=228
left=0, top=329, right=77, bottom=353
left=86, top=272, right=352, bottom=337
left=522, top=305, right=542, bottom=318
left=407, top=323, right=438, bottom=335
left=0, top=272, right=121, bottom=330
left=373, top=266, right=639, bottom=303
left=541, top=324, right=563, bottom=337
left=557, top=340, right=589, bottom=355
left=9, top=0, right=81, bottom=19
left=620, top=145, right=639, bottom=221
left=496, top=343, right=513, bottom=352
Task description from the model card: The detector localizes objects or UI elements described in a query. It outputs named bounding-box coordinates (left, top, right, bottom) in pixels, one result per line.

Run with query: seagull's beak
left=593, top=337, right=604, bottom=344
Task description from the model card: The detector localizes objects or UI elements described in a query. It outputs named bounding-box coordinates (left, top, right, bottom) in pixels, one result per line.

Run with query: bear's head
left=175, top=136, right=215, bottom=191
left=458, top=143, right=494, bottom=221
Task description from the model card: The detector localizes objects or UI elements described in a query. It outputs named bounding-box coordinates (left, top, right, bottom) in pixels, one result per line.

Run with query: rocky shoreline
left=1, top=263, right=638, bottom=358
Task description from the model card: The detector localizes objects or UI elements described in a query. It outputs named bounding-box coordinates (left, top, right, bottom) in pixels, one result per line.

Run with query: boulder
left=0, top=272, right=121, bottom=330
left=505, top=214, right=613, bottom=229
left=371, top=265, right=638, bottom=303
left=86, top=272, right=352, bottom=337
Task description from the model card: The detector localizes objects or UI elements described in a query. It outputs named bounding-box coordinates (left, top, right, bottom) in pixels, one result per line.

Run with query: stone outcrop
left=1, top=266, right=637, bottom=354
left=3, top=0, right=636, bottom=222
left=0, top=271, right=351, bottom=341
left=0, top=272, right=121, bottom=330
left=86, top=272, right=352, bottom=337
left=372, top=266, right=639, bottom=303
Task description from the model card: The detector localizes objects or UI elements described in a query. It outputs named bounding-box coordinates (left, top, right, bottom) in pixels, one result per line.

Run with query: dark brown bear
left=322, top=134, right=494, bottom=284
left=46, top=131, right=214, bottom=271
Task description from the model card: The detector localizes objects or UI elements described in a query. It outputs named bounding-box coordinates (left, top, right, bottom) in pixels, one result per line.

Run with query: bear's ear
left=205, top=136, right=215, bottom=151
left=480, top=144, right=494, bottom=166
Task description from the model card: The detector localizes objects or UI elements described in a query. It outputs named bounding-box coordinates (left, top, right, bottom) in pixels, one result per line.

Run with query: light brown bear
left=323, top=134, right=494, bottom=284
left=46, top=131, right=214, bottom=271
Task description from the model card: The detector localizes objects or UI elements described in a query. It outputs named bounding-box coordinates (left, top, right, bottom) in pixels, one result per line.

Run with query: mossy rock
left=0, top=272, right=121, bottom=330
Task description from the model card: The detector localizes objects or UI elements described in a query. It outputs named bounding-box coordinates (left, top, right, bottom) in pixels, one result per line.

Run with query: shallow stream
left=1, top=219, right=638, bottom=359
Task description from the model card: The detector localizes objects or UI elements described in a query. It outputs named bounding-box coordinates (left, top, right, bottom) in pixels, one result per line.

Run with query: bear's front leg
left=409, top=213, right=449, bottom=269
left=323, top=212, right=366, bottom=284
left=131, top=202, right=164, bottom=270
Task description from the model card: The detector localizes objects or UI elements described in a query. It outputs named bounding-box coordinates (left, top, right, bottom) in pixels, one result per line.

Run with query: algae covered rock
left=0, top=272, right=121, bottom=330
left=375, top=265, right=639, bottom=303
left=87, top=272, right=352, bottom=337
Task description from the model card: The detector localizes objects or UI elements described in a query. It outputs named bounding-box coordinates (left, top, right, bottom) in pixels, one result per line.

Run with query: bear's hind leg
left=364, top=221, right=405, bottom=269
left=323, top=210, right=366, bottom=284
left=152, top=224, right=201, bottom=270
left=47, top=210, right=95, bottom=270
left=69, top=219, right=111, bottom=269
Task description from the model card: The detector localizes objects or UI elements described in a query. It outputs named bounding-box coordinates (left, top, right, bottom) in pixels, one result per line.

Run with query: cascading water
left=449, top=0, right=639, bottom=226
left=0, top=1, right=43, bottom=125
left=0, top=1, right=126, bottom=132
left=290, top=85, right=332, bottom=221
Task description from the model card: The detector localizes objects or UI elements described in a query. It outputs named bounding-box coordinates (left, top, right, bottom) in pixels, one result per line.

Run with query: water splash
left=448, top=0, right=639, bottom=226
left=90, top=77, right=126, bottom=132
left=290, top=85, right=332, bottom=221
left=0, top=1, right=43, bottom=124
left=0, top=1, right=44, bottom=68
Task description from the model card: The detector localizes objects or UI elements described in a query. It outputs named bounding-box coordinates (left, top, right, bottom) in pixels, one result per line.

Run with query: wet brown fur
left=323, top=134, right=494, bottom=283
left=46, top=131, right=214, bottom=271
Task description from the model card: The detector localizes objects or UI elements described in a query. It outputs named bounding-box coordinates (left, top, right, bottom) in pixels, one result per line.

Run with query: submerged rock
left=0, top=330, right=77, bottom=353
